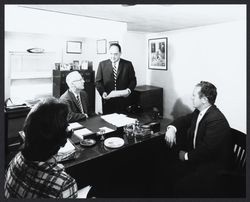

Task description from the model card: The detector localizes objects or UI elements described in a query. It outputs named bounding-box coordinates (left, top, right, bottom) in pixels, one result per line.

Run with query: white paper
left=106, top=90, right=128, bottom=99
left=77, top=185, right=92, bottom=198
left=98, top=126, right=115, bottom=134
left=101, top=113, right=137, bottom=127
left=68, top=122, right=84, bottom=130
left=58, top=139, right=75, bottom=155
left=74, top=128, right=93, bottom=140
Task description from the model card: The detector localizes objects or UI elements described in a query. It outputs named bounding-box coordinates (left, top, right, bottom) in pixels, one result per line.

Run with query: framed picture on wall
left=66, top=41, right=82, bottom=54
left=97, top=39, right=107, bottom=54
left=148, top=37, right=168, bottom=70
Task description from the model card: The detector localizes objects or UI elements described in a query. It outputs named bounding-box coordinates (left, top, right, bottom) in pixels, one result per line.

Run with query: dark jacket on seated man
left=60, top=89, right=90, bottom=122
left=59, top=71, right=92, bottom=123
left=165, top=81, right=233, bottom=197
left=4, top=98, right=78, bottom=198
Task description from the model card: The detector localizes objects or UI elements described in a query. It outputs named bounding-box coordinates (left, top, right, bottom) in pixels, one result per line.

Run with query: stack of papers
left=56, top=139, right=76, bottom=162
left=73, top=128, right=94, bottom=140
left=68, top=122, right=84, bottom=130
left=105, top=90, right=129, bottom=99
left=101, top=113, right=137, bottom=127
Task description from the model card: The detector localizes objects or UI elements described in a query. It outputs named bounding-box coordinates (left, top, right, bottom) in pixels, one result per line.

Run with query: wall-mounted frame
left=97, top=39, right=107, bottom=54
left=66, top=41, right=82, bottom=54
left=148, top=37, right=168, bottom=70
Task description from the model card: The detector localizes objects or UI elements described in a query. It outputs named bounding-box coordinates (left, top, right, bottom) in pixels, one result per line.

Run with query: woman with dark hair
left=4, top=98, right=78, bottom=198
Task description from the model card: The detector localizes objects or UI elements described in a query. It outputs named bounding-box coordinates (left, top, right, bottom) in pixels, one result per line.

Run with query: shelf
left=11, top=72, right=52, bottom=80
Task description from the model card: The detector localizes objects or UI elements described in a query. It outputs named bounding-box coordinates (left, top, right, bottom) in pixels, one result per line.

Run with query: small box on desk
left=142, top=122, right=160, bottom=133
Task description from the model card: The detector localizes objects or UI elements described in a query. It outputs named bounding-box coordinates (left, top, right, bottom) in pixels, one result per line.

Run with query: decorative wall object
left=97, top=39, right=107, bottom=54
left=148, top=38, right=167, bottom=70
left=66, top=41, right=82, bottom=54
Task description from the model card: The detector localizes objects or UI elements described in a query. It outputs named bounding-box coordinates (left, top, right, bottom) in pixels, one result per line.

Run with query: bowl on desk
left=80, top=138, right=96, bottom=147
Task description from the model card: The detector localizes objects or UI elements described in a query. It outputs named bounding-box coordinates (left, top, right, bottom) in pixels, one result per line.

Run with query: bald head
left=66, top=71, right=84, bottom=93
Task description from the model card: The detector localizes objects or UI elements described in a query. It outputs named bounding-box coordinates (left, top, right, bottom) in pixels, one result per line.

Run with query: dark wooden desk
left=64, top=115, right=171, bottom=197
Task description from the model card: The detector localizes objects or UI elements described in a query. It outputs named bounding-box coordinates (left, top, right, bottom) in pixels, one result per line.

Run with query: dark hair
left=22, top=97, right=71, bottom=161
left=109, top=43, right=121, bottom=52
left=196, top=81, right=217, bottom=105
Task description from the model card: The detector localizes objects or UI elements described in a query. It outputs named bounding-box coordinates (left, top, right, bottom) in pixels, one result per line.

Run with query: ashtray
left=80, top=138, right=96, bottom=147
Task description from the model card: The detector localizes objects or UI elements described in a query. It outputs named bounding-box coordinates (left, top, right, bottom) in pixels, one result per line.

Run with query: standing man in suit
left=96, top=43, right=137, bottom=114
left=164, top=81, right=233, bottom=197
left=60, top=71, right=90, bottom=123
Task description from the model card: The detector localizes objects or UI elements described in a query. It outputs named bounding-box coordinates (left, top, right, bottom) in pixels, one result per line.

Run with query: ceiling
left=20, top=4, right=245, bottom=32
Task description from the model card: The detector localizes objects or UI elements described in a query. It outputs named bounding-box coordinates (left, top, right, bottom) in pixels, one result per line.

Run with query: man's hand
left=179, top=150, right=186, bottom=161
left=165, top=127, right=176, bottom=148
left=102, top=92, right=110, bottom=100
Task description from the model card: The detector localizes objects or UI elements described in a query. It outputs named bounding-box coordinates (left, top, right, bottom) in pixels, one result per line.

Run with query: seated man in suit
left=96, top=43, right=137, bottom=114
left=5, top=98, right=79, bottom=198
left=60, top=71, right=90, bottom=122
left=164, top=81, right=233, bottom=197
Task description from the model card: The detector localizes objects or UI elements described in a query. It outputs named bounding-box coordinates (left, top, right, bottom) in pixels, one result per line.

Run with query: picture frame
left=66, top=41, right=82, bottom=54
left=97, top=39, right=107, bottom=54
left=148, top=38, right=168, bottom=70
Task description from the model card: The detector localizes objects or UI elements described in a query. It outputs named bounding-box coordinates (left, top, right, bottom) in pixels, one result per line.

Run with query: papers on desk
left=68, top=122, right=84, bottom=130
left=73, top=128, right=94, bottom=140
left=101, top=113, right=137, bottom=127
left=56, top=139, right=76, bottom=162
left=77, top=185, right=92, bottom=198
left=98, top=126, right=115, bottom=134
left=105, top=90, right=128, bottom=99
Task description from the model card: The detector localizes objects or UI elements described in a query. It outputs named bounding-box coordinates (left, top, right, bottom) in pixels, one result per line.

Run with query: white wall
left=122, top=31, right=147, bottom=86
left=146, top=20, right=246, bottom=133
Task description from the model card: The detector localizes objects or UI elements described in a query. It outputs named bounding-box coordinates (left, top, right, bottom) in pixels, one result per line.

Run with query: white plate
left=104, top=137, right=125, bottom=149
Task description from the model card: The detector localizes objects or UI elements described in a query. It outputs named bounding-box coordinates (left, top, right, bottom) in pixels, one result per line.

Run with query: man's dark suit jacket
left=60, top=90, right=89, bottom=123
left=96, top=58, right=137, bottom=114
left=172, top=105, right=233, bottom=170
left=170, top=105, right=233, bottom=195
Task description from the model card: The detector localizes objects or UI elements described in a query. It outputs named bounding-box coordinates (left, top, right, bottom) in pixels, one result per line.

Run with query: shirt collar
left=199, top=105, right=211, bottom=117
left=112, top=59, right=120, bottom=67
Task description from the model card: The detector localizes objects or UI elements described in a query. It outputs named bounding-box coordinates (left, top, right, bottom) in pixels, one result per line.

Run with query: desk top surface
left=63, top=114, right=170, bottom=169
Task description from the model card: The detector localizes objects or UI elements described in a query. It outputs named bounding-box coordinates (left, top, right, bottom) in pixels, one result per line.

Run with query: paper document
left=58, top=139, right=75, bottom=155
left=77, top=185, right=92, bottom=198
left=74, top=128, right=93, bottom=140
left=68, top=122, right=84, bottom=130
left=106, top=90, right=128, bottom=99
left=98, top=126, right=115, bottom=134
left=101, top=113, right=137, bottom=127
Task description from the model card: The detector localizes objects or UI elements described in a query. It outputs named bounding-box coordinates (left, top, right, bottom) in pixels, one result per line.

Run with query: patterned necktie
left=76, top=95, right=84, bottom=114
left=193, top=112, right=203, bottom=149
left=113, top=63, right=117, bottom=90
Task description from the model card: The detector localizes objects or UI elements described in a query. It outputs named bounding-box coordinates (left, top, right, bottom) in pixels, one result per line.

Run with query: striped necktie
left=76, top=95, right=84, bottom=114
left=113, top=63, right=117, bottom=90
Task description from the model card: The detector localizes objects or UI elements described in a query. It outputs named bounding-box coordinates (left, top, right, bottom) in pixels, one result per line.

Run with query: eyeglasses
left=72, top=78, right=84, bottom=83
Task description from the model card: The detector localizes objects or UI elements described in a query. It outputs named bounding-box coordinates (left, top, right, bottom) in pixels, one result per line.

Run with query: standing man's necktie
left=76, top=95, right=84, bottom=114
left=113, top=63, right=117, bottom=90
left=193, top=112, right=203, bottom=149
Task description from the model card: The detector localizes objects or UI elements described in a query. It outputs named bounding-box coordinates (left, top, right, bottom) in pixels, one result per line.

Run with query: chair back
left=231, top=128, right=246, bottom=171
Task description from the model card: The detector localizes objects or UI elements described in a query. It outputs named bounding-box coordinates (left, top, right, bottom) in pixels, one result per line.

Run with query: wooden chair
left=218, top=128, right=246, bottom=197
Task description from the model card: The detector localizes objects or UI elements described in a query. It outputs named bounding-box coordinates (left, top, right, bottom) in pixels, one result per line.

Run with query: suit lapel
left=80, top=91, right=87, bottom=113
left=116, top=59, right=123, bottom=79
left=69, top=90, right=81, bottom=112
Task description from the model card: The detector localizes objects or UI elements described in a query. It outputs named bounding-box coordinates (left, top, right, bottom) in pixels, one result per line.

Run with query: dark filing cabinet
left=52, top=70, right=95, bottom=113
left=132, top=85, right=163, bottom=116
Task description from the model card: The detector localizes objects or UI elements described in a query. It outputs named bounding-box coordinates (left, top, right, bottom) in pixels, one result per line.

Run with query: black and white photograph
left=3, top=4, right=247, bottom=200
left=148, top=37, right=167, bottom=70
